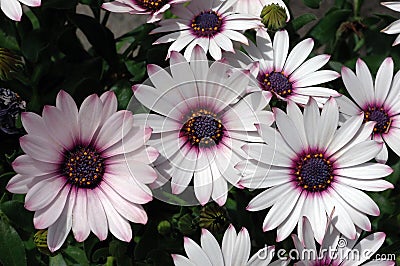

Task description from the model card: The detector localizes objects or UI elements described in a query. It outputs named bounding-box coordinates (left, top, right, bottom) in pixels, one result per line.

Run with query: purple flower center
left=135, top=0, right=169, bottom=12
left=191, top=10, right=223, bottom=37
left=258, top=71, right=293, bottom=97
left=180, top=109, right=224, bottom=147
left=62, top=146, right=105, bottom=189
left=364, top=106, right=391, bottom=134
left=295, top=153, right=333, bottom=192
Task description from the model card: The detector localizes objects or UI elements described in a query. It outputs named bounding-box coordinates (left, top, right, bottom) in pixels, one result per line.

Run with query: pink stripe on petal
left=25, top=176, right=66, bottom=211
left=87, top=189, right=108, bottom=240
left=20, top=135, right=63, bottom=163
left=72, top=189, right=90, bottom=242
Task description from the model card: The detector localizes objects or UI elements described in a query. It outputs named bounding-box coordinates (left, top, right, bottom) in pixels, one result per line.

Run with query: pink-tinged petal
left=1, top=0, right=22, bottom=21
left=335, top=163, right=392, bottom=179
left=171, top=254, right=195, bottom=266
left=184, top=237, right=212, bottom=266
left=7, top=173, right=52, bottom=194
left=293, top=70, right=340, bottom=88
left=286, top=100, right=308, bottom=145
left=20, top=135, right=63, bottom=163
left=247, top=183, right=293, bottom=211
left=325, top=114, right=364, bottom=156
left=102, top=174, right=152, bottom=204
left=318, top=97, right=339, bottom=148
left=276, top=192, right=306, bottom=242
left=96, top=189, right=132, bottom=242
left=55, top=90, right=79, bottom=125
left=114, top=146, right=158, bottom=165
left=335, top=95, right=361, bottom=116
left=341, top=232, right=386, bottom=266
left=333, top=140, right=383, bottom=168
left=341, top=66, right=369, bottom=106
left=100, top=91, right=118, bottom=123
left=273, top=30, right=289, bottom=72
left=133, top=114, right=180, bottom=133
left=336, top=176, right=393, bottom=191
left=210, top=164, right=228, bottom=206
left=47, top=190, right=75, bottom=252
left=42, top=105, right=77, bottom=149
left=78, top=94, right=102, bottom=144
left=33, top=185, right=71, bottom=229
left=254, top=124, right=296, bottom=158
left=242, top=143, right=292, bottom=167
left=375, top=57, right=394, bottom=103
left=19, top=0, right=41, bottom=7
left=222, top=225, right=237, bottom=266
left=194, top=162, right=213, bottom=205
left=169, top=51, right=198, bottom=101
left=200, top=229, right=224, bottom=266
left=146, top=64, right=177, bottom=92
left=304, top=98, right=320, bottom=149
left=100, top=183, right=148, bottom=224
left=376, top=139, right=389, bottom=164
left=383, top=127, right=400, bottom=157
left=108, top=160, right=157, bottom=184
left=95, top=110, right=133, bottom=152
left=87, top=189, right=108, bottom=240
left=25, top=176, right=66, bottom=211
left=21, top=112, right=52, bottom=140
left=290, top=54, right=331, bottom=81
left=274, top=107, right=306, bottom=152
left=263, top=189, right=301, bottom=231
left=72, top=189, right=90, bottom=242
left=333, top=182, right=380, bottom=216
left=232, top=228, right=251, bottom=265
left=209, top=37, right=222, bottom=60
left=12, top=155, right=43, bottom=175
left=101, top=1, right=133, bottom=12
left=355, top=58, right=375, bottom=103
left=103, top=126, right=152, bottom=157
left=322, top=191, right=357, bottom=239
left=284, top=38, right=313, bottom=75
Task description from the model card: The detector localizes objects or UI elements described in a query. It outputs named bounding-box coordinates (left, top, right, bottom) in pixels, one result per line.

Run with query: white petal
left=184, top=237, right=212, bottom=266
left=273, top=30, right=289, bottom=72
left=333, top=140, right=383, bottom=167
left=284, top=38, right=313, bottom=75
left=375, top=57, right=394, bottom=103
left=200, top=229, right=224, bottom=266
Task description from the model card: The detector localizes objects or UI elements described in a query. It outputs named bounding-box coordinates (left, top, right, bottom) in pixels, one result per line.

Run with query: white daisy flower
left=293, top=217, right=395, bottom=266
left=151, top=0, right=263, bottom=60
left=173, top=224, right=289, bottom=266
left=238, top=97, right=393, bottom=243
left=226, top=28, right=341, bottom=106
left=337, top=57, right=400, bottom=163
left=232, top=0, right=290, bottom=22
left=7, top=90, right=157, bottom=251
left=101, top=0, right=189, bottom=23
left=381, top=1, right=400, bottom=46
left=0, top=0, right=41, bottom=21
left=132, top=47, right=274, bottom=206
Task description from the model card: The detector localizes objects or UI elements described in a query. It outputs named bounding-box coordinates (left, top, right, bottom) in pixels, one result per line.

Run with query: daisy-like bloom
left=0, top=0, right=41, bottom=21
left=101, top=0, right=189, bottom=23
left=232, top=0, right=290, bottom=23
left=151, top=0, right=263, bottom=60
left=226, top=28, right=340, bottom=106
left=337, top=57, right=400, bottom=163
left=381, top=2, right=400, bottom=46
left=172, top=224, right=289, bottom=266
left=293, top=217, right=395, bottom=266
left=132, top=47, right=274, bottom=206
left=238, top=97, right=393, bottom=243
left=7, top=90, right=157, bottom=252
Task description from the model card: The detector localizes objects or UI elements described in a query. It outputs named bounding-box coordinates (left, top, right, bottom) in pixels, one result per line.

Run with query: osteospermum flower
left=7, top=90, right=157, bottom=252
left=238, top=97, right=393, bottom=243
left=151, top=0, right=263, bottom=60
left=381, top=2, right=400, bottom=45
left=172, top=225, right=289, bottom=265
left=337, top=58, right=400, bottom=163
left=0, top=0, right=41, bottom=21
left=293, top=217, right=395, bottom=266
left=133, top=47, right=274, bottom=206
left=226, top=28, right=340, bottom=106
left=101, top=0, right=189, bottom=23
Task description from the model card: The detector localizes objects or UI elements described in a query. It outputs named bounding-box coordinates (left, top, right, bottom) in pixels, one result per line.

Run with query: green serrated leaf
left=0, top=215, right=27, bottom=266
left=292, top=14, right=317, bottom=31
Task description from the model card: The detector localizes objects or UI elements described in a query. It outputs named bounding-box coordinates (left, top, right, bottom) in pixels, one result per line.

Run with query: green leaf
left=20, top=30, right=49, bottom=62
left=1, top=200, right=34, bottom=232
left=309, top=9, right=352, bottom=44
left=125, top=61, right=146, bottom=82
left=62, top=246, right=90, bottom=266
left=0, top=215, right=27, bottom=266
left=49, top=254, right=67, bottom=266
left=292, top=14, right=317, bottom=31
left=110, top=80, right=135, bottom=110
left=303, top=0, right=322, bottom=9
